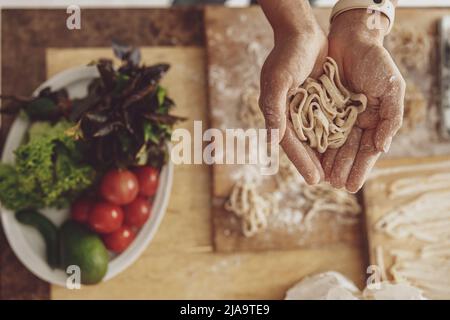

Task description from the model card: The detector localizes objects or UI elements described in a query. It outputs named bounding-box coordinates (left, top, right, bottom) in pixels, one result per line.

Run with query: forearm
left=258, top=0, right=316, bottom=39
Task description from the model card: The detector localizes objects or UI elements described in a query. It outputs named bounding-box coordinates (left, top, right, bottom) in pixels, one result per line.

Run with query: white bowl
left=1, top=66, right=173, bottom=287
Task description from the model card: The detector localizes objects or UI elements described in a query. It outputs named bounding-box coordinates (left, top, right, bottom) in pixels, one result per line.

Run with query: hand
left=323, top=10, right=405, bottom=192
left=259, top=20, right=328, bottom=184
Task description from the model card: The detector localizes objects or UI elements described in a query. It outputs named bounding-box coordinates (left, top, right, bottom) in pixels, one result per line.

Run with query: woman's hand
left=259, top=18, right=328, bottom=184
left=323, top=9, right=405, bottom=192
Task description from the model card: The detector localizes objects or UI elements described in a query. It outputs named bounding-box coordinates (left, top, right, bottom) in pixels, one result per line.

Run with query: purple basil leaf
left=97, top=59, right=116, bottom=90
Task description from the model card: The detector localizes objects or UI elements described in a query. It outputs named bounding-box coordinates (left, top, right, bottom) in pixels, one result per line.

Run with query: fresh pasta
left=224, top=178, right=277, bottom=237
left=289, top=57, right=367, bottom=153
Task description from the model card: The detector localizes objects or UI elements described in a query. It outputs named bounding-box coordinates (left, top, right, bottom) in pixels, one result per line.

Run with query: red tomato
left=102, top=226, right=136, bottom=253
left=88, top=202, right=124, bottom=234
left=133, top=166, right=159, bottom=197
left=100, top=169, right=139, bottom=205
left=70, top=198, right=93, bottom=223
left=124, top=196, right=152, bottom=227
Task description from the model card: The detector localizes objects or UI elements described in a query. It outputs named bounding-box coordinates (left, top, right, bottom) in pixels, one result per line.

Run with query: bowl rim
left=0, top=65, right=174, bottom=287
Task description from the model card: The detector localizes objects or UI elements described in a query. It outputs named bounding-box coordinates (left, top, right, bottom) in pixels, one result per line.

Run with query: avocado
left=60, top=221, right=109, bottom=285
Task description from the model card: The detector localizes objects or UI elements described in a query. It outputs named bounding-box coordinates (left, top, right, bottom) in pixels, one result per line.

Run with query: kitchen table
left=1, top=6, right=371, bottom=299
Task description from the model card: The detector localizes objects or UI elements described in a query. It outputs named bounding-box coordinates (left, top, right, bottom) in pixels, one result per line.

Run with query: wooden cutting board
left=364, top=155, right=450, bottom=290
left=205, top=6, right=365, bottom=253
left=205, top=6, right=450, bottom=253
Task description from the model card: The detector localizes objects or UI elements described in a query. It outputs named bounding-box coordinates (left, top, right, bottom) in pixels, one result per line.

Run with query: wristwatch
left=330, top=0, right=396, bottom=34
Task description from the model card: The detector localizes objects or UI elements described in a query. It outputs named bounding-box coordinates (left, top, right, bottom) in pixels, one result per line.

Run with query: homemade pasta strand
left=375, top=191, right=450, bottom=242
left=225, top=163, right=361, bottom=238
left=388, top=173, right=450, bottom=199
left=289, top=57, right=367, bottom=153
left=225, top=178, right=278, bottom=237
left=390, top=243, right=450, bottom=299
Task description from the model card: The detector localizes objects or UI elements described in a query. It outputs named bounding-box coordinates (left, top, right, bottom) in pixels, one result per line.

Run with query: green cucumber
left=15, top=210, right=60, bottom=269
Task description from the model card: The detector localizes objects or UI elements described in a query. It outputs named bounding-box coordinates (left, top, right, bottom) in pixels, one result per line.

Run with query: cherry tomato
left=102, top=226, right=136, bottom=253
left=100, top=169, right=139, bottom=205
left=133, top=166, right=159, bottom=197
left=88, top=202, right=124, bottom=234
left=70, top=198, right=93, bottom=223
left=124, top=196, right=152, bottom=227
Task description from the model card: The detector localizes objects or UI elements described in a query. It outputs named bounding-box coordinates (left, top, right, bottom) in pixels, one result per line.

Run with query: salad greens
left=0, top=121, right=95, bottom=211
left=67, top=41, right=184, bottom=170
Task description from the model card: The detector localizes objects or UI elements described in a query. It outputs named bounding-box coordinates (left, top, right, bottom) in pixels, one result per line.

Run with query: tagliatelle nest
left=224, top=177, right=278, bottom=237
left=224, top=153, right=361, bottom=238
left=289, top=57, right=367, bottom=153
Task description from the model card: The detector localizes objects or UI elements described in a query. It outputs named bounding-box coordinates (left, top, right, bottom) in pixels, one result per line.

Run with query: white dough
left=285, top=271, right=427, bottom=300
left=363, top=282, right=427, bottom=300
left=285, top=272, right=360, bottom=300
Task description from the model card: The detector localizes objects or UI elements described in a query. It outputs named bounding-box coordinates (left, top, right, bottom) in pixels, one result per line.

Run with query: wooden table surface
left=0, top=8, right=204, bottom=300
left=1, top=7, right=370, bottom=300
